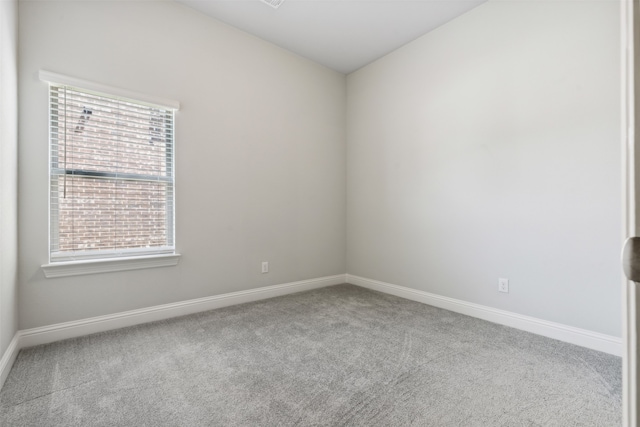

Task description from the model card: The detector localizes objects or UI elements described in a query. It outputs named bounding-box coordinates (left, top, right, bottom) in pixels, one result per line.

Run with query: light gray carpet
left=0, top=284, right=621, bottom=426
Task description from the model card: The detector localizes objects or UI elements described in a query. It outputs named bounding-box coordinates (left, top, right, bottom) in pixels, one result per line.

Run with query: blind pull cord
left=63, top=87, right=67, bottom=199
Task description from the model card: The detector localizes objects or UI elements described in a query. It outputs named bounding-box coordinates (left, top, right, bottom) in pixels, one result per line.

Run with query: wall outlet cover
left=498, top=278, right=509, bottom=293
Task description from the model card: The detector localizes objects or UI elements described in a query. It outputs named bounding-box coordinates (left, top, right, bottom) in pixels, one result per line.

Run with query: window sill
left=42, top=253, right=181, bottom=278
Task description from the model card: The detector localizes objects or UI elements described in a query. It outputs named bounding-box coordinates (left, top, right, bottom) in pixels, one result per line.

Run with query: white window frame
left=39, top=71, right=181, bottom=278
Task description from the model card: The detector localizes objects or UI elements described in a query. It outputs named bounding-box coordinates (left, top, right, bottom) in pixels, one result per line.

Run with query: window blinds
left=49, top=85, right=176, bottom=262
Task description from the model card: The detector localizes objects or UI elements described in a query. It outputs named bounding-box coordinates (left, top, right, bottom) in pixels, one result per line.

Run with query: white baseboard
left=346, top=274, right=622, bottom=356
left=19, top=274, right=345, bottom=348
left=0, top=334, right=20, bottom=390
left=1, top=272, right=620, bottom=391
left=18, top=274, right=346, bottom=349
left=1, top=274, right=344, bottom=389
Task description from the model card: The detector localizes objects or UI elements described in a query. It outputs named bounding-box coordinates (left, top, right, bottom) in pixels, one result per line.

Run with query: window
left=46, top=74, right=178, bottom=268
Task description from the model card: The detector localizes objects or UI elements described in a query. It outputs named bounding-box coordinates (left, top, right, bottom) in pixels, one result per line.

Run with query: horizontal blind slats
left=50, top=118, right=174, bottom=142
left=50, top=84, right=175, bottom=260
left=49, top=102, right=173, bottom=122
left=51, top=169, right=173, bottom=183
left=50, top=87, right=174, bottom=115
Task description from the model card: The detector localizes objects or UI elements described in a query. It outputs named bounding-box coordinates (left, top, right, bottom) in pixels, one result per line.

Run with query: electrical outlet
left=498, top=278, right=509, bottom=293
left=261, top=261, right=269, bottom=274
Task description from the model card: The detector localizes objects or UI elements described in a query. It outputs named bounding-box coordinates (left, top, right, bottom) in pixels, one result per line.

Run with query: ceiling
left=175, top=0, right=486, bottom=74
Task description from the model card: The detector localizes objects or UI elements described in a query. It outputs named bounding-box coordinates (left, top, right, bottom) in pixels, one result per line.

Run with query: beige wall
left=18, top=0, right=347, bottom=329
left=346, top=0, right=622, bottom=336
left=0, top=0, right=19, bottom=355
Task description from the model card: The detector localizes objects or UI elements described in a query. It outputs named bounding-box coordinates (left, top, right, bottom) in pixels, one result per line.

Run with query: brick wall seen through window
left=50, top=85, right=175, bottom=261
